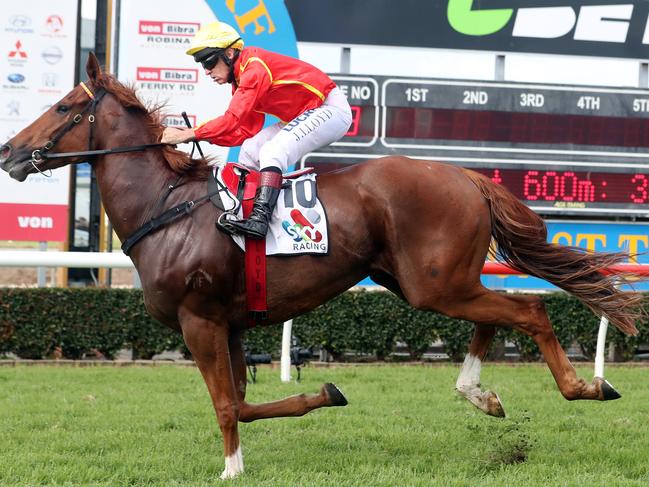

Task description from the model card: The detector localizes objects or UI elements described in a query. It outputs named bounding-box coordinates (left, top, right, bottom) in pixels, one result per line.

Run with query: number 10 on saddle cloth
left=216, top=166, right=329, bottom=255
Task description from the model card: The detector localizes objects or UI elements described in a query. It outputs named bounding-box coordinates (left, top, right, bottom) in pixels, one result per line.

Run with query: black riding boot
left=227, top=167, right=282, bottom=239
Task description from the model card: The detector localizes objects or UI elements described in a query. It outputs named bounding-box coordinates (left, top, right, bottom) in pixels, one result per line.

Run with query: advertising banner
left=117, top=0, right=298, bottom=163
left=286, top=0, right=649, bottom=60
left=0, top=0, right=78, bottom=242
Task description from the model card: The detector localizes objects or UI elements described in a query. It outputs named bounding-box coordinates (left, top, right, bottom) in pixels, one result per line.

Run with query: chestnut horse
left=1, top=54, right=644, bottom=479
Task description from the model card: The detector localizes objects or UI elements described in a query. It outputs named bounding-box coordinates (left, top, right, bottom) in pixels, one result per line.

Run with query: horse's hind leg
left=435, top=288, right=617, bottom=401
left=229, top=329, right=348, bottom=423
left=456, top=325, right=506, bottom=417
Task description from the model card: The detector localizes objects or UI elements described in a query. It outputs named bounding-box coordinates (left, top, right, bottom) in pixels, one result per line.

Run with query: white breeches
left=238, top=87, right=352, bottom=172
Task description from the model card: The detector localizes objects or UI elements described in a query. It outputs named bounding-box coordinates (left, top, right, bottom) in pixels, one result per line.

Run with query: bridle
left=26, top=80, right=236, bottom=256
left=30, top=81, right=166, bottom=177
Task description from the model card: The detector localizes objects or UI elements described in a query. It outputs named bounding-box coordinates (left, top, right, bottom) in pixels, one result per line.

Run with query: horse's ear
left=86, top=52, right=102, bottom=81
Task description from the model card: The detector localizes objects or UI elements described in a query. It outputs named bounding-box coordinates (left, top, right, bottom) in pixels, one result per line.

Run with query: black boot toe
left=227, top=218, right=268, bottom=239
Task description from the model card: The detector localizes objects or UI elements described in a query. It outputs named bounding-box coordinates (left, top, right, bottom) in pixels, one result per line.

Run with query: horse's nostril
left=0, top=144, right=12, bottom=163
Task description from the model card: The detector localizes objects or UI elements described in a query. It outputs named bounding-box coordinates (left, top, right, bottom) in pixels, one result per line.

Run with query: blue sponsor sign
left=482, top=221, right=649, bottom=291
left=205, top=0, right=298, bottom=163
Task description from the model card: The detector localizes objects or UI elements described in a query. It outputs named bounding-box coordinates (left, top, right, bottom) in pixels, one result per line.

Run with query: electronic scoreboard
left=302, top=75, right=649, bottom=217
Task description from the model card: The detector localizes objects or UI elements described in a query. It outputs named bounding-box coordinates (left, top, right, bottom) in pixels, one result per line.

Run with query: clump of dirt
left=484, top=412, right=535, bottom=467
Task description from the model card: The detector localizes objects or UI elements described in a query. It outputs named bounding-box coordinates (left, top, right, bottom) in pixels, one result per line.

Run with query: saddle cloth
left=214, top=163, right=329, bottom=255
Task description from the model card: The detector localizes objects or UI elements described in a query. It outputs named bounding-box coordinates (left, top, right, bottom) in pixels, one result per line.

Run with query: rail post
left=280, top=320, right=293, bottom=382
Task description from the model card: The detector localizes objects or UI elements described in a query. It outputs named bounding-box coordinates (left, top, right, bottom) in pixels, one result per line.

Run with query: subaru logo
left=7, top=73, right=25, bottom=84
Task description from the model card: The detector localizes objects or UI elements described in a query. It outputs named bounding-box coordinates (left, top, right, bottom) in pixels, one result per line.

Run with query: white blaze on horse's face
left=221, top=446, right=244, bottom=479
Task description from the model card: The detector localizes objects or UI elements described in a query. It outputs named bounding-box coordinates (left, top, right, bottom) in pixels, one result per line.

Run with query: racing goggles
left=194, top=38, right=242, bottom=70
left=195, top=49, right=222, bottom=70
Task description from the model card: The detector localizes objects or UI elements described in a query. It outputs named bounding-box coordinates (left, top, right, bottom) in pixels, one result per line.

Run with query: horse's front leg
left=229, top=329, right=348, bottom=422
left=456, top=324, right=506, bottom=417
left=180, top=309, right=243, bottom=480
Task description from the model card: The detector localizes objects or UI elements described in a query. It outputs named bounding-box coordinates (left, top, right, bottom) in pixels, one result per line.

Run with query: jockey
left=161, top=21, right=352, bottom=239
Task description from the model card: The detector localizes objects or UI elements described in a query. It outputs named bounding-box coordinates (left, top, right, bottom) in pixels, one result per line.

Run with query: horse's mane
left=94, top=73, right=213, bottom=179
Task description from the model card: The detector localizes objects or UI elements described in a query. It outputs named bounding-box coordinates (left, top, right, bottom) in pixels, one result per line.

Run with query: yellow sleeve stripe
left=272, top=80, right=325, bottom=101
left=241, top=57, right=273, bottom=82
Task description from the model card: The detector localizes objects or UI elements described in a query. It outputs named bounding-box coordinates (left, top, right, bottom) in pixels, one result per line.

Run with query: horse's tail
left=462, top=168, right=644, bottom=335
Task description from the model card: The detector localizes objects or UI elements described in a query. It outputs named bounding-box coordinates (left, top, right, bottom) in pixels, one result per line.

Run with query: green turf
left=1, top=364, right=648, bottom=486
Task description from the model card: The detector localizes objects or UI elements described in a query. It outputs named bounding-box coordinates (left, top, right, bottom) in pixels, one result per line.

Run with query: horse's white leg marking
left=456, top=354, right=481, bottom=393
left=456, top=354, right=505, bottom=417
left=220, top=445, right=244, bottom=480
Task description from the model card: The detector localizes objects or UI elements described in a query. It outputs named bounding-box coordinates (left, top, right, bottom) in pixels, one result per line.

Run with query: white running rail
left=0, top=250, right=134, bottom=268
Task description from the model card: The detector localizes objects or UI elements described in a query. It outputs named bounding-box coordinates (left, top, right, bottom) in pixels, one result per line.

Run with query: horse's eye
left=56, top=105, right=69, bottom=114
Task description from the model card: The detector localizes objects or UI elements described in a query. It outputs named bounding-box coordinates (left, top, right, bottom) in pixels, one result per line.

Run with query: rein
left=31, top=80, right=230, bottom=256
left=31, top=83, right=168, bottom=166
left=33, top=143, right=169, bottom=160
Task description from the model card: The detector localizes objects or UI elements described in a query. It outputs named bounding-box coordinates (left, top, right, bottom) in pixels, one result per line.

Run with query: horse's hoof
left=484, top=391, right=506, bottom=418
left=595, top=377, right=622, bottom=401
left=458, top=388, right=506, bottom=418
left=323, top=383, right=348, bottom=407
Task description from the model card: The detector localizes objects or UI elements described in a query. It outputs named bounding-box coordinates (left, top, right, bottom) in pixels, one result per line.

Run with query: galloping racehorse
left=0, top=54, right=644, bottom=479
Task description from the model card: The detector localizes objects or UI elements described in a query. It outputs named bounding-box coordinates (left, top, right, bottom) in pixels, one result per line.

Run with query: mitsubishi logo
left=8, top=40, right=27, bottom=59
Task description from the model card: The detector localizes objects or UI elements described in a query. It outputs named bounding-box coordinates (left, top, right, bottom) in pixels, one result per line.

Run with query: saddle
left=207, top=163, right=316, bottom=325
left=208, top=162, right=314, bottom=211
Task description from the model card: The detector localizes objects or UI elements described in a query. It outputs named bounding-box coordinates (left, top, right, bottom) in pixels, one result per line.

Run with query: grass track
left=1, top=364, right=648, bottom=486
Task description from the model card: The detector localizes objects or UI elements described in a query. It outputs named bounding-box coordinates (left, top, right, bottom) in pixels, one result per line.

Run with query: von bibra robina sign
left=0, top=0, right=78, bottom=241
left=117, top=0, right=298, bottom=163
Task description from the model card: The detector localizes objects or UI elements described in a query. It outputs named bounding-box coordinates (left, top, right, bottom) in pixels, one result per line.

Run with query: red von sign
left=0, top=203, right=68, bottom=241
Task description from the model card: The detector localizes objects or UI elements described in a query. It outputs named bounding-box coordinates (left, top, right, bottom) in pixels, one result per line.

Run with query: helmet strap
left=227, top=50, right=240, bottom=84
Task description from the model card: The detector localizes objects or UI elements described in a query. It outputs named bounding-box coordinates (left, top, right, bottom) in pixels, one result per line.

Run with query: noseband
left=30, top=82, right=105, bottom=176
left=30, top=81, right=166, bottom=176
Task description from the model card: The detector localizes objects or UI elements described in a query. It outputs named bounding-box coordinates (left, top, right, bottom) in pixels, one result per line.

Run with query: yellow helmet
left=186, top=21, right=244, bottom=56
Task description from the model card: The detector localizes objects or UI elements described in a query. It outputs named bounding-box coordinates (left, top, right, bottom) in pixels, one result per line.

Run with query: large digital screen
left=384, top=107, right=649, bottom=148
left=314, top=74, right=649, bottom=216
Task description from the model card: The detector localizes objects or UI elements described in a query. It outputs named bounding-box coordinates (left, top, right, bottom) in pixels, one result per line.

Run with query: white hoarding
left=117, top=0, right=230, bottom=162
left=0, top=0, right=78, bottom=242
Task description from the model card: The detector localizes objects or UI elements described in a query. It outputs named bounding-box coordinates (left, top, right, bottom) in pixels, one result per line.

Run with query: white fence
left=0, top=250, right=133, bottom=268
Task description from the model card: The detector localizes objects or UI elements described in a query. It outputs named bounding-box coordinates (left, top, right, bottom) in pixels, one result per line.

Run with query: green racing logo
left=447, top=0, right=645, bottom=44
left=447, top=0, right=513, bottom=36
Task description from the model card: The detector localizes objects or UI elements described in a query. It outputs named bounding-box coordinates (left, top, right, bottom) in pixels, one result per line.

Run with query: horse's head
left=0, top=53, right=104, bottom=182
